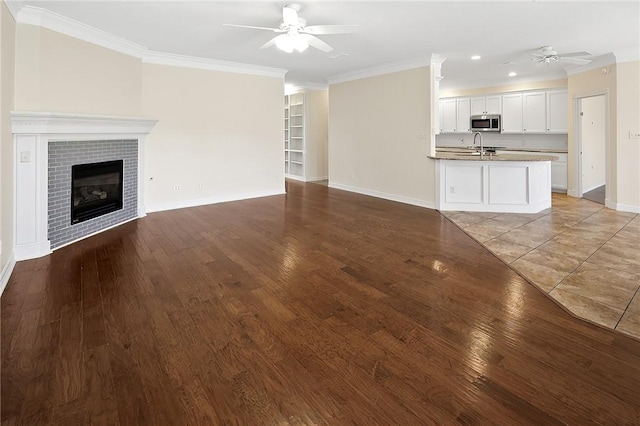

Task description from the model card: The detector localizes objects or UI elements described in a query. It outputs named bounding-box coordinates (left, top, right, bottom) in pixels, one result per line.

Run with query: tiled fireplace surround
left=11, top=112, right=157, bottom=260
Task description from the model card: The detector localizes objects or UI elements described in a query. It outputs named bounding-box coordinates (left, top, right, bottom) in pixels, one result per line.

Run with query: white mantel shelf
left=12, top=111, right=158, bottom=135
left=11, top=111, right=158, bottom=261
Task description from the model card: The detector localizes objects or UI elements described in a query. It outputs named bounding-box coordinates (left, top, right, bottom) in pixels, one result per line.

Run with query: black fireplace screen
left=71, top=160, right=124, bottom=224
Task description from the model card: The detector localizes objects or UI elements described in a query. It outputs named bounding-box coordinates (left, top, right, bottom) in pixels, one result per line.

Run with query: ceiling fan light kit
left=275, top=33, right=309, bottom=53
left=224, top=3, right=359, bottom=54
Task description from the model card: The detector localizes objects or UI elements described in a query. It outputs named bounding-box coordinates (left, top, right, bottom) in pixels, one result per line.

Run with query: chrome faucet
left=473, top=132, right=484, bottom=158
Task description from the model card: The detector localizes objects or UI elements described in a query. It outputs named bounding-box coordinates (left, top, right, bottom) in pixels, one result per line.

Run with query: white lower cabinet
left=498, top=151, right=567, bottom=192
left=550, top=153, right=568, bottom=192
left=435, top=159, right=552, bottom=213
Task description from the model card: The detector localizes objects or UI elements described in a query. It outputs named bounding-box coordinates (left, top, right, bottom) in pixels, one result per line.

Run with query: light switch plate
left=20, top=151, right=31, bottom=163
left=629, top=131, right=640, bottom=139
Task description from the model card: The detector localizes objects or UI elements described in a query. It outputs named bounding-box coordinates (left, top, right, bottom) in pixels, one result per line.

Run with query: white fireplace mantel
left=12, top=111, right=158, bottom=135
left=12, top=111, right=158, bottom=261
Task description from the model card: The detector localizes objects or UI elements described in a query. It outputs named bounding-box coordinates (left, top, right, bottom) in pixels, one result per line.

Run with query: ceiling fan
left=505, top=46, right=592, bottom=66
left=223, top=4, right=359, bottom=53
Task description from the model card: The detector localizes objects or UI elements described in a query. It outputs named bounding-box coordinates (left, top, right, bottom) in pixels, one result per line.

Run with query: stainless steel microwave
left=471, top=115, right=501, bottom=132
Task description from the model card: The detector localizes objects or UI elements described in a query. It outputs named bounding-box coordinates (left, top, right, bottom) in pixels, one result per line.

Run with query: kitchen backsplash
left=435, top=133, right=568, bottom=151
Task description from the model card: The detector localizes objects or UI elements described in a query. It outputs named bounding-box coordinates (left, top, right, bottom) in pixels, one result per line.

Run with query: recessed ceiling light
left=508, top=72, right=517, bottom=77
left=471, top=55, right=481, bottom=60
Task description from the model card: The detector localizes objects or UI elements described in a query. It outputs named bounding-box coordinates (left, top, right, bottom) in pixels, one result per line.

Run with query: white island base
left=434, top=158, right=552, bottom=213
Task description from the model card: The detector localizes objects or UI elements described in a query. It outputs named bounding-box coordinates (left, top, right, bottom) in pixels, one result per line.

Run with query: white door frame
left=571, top=89, right=610, bottom=202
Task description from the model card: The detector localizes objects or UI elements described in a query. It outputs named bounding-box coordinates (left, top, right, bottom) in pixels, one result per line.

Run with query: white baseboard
left=14, top=241, right=52, bottom=261
left=582, top=182, right=606, bottom=193
left=285, top=175, right=328, bottom=183
left=328, top=182, right=435, bottom=209
left=605, top=200, right=640, bottom=213
left=0, top=253, right=17, bottom=298
left=285, top=174, right=306, bottom=182
left=146, top=189, right=286, bottom=213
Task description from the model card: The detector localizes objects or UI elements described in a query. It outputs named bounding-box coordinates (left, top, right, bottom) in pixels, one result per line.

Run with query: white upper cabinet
left=501, top=93, right=523, bottom=133
left=470, top=96, right=502, bottom=115
left=440, top=89, right=567, bottom=135
left=523, top=91, right=547, bottom=134
left=546, top=90, right=568, bottom=133
left=485, top=96, right=502, bottom=114
left=456, top=98, right=471, bottom=133
left=470, top=98, right=486, bottom=115
left=440, top=99, right=457, bottom=133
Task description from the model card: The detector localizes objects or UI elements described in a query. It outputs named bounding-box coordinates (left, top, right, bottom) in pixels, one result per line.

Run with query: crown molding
left=289, top=83, right=328, bottom=92
left=326, top=55, right=433, bottom=85
left=142, top=51, right=287, bottom=79
left=11, top=111, right=158, bottom=135
left=3, top=0, right=22, bottom=21
left=430, top=54, right=446, bottom=67
left=614, top=48, right=640, bottom=64
left=17, top=6, right=147, bottom=58
left=15, top=5, right=288, bottom=80
left=566, top=53, right=617, bottom=76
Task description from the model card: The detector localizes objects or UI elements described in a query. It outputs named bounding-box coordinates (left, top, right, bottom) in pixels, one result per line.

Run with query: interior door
left=580, top=95, right=606, bottom=193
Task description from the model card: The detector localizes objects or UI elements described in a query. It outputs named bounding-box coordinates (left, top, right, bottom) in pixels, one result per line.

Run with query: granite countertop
left=436, top=146, right=568, bottom=154
left=430, top=152, right=559, bottom=161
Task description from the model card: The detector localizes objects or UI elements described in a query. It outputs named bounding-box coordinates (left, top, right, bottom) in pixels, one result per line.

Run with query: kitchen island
left=431, top=152, right=558, bottom=213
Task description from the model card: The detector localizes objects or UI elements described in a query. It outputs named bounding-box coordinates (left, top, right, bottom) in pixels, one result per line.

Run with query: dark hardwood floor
left=2, top=180, right=639, bottom=425
left=583, top=185, right=606, bottom=205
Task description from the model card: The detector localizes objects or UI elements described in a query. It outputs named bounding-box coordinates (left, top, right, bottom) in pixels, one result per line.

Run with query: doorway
left=576, top=94, right=607, bottom=204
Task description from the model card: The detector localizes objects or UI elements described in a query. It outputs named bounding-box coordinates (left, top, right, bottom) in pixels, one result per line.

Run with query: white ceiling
left=16, top=1, right=640, bottom=90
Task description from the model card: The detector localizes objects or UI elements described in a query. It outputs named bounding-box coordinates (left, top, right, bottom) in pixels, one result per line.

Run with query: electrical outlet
left=173, top=185, right=181, bottom=191
left=449, top=186, right=455, bottom=194
left=198, top=183, right=205, bottom=190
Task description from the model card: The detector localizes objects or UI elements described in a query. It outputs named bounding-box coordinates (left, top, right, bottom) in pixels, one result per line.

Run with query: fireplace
left=71, top=160, right=124, bottom=224
left=11, top=112, right=157, bottom=260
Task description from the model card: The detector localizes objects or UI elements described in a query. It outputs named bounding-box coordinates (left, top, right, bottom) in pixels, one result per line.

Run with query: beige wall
left=441, top=78, right=567, bottom=98
left=329, top=67, right=435, bottom=206
left=1, top=2, right=16, bottom=269
left=142, top=63, right=285, bottom=211
left=15, top=25, right=142, bottom=115
left=568, top=64, right=618, bottom=203
left=304, top=90, right=328, bottom=181
left=11, top=21, right=285, bottom=215
left=615, top=60, right=640, bottom=209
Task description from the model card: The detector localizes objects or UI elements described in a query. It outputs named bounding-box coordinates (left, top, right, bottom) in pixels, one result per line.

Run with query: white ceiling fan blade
left=301, top=34, right=333, bottom=53
left=260, top=35, right=285, bottom=50
left=302, top=25, right=360, bottom=35
left=283, top=5, right=300, bottom=27
left=559, top=57, right=592, bottom=65
left=223, top=24, right=282, bottom=32
left=557, top=51, right=592, bottom=58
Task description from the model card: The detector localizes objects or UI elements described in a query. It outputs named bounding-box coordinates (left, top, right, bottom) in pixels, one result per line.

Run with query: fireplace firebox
left=71, top=160, right=124, bottom=224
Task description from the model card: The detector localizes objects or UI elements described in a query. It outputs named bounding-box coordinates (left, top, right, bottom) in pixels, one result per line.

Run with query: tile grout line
left=453, top=199, right=638, bottom=329
left=615, top=285, right=640, bottom=330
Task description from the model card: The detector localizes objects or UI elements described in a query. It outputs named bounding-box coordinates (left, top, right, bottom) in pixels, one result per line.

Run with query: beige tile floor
left=441, top=194, right=640, bottom=340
